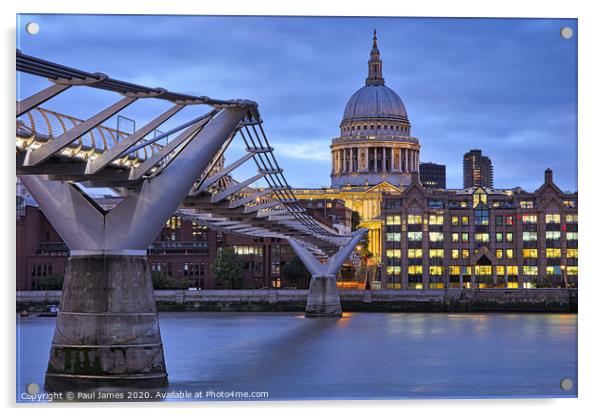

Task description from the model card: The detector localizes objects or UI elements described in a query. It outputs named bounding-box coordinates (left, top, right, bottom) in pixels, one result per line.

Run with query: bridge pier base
left=305, top=275, right=342, bottom=317
left=45, top=255, right=167, bottom=392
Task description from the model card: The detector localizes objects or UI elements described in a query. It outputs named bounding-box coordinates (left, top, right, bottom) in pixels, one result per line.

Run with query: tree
left=351, top=210, right=361, bottom=231
left=281, top=256, right=311, bottom=289
left=33, top=274, right=64, bottom=290
left=211, top=247, right=244, bottom=289
left=151, top=271, right=193, bottom=290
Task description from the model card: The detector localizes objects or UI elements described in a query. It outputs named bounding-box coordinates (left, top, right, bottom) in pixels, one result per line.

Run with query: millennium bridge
left=16, top=50, right=366, bottom=391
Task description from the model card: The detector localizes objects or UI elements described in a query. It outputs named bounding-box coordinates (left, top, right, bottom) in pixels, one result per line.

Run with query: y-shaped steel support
left=19, top=107, right=246, bottom=391
left=288, top=230, right=367, bottom=317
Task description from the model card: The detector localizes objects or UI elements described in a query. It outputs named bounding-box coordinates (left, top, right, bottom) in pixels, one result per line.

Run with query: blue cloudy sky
left=17, top=14, right=577, bottom=191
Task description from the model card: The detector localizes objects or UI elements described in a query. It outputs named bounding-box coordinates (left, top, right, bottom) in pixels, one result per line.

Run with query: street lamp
left=560, top=264, right=568, bottom=288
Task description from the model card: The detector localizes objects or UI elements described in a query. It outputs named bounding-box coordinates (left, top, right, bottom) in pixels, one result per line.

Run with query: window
left=546, top=248, right=561, bottom=258
left=495, top=216, right=503, bottom=226
left=506, top=249, right=514, bottom=259
left=475, top=265, right=492, bottom=275
left=451, top=249, right=459, bottom=259
left=429, top=266, right=443, bottom=275
left=545, top=231, right=561, bottom=240
left=563, top=200, right=576, bottom=208
left=462, top=249, right=470, bottom=259
left=475, top=206, right=489, bottom=225
left=496, top=265, right=505, bottom=275
left=475, top=233, right=489, bottom=243
left=522, top=214, right=537, bottom=224
left=566, top=248, right=578, bottom=258
left=566, top=214, right=578, bottom=223
left=505, top=215, right=515, bottom=226
left=429, top=215, right=444, bottom=225
left=429, top=249, right=444, bottom=258
left=408, top=265, right=423, bottom=275
left=233, top=245, right=263, bottom=256
left=408, top=215, right=422, bottom=224
left=386, top=215, right=401, bottom=225
left=523, top=249, right=538, bottom=258
left=461, top=216, right=469, bottom=225
left=386, top=249, right=401, bottom=258
left=545, top=214, right=561, bottom=224
left=451, top=216, right=459, bottom=226
left=408, top=232, right=423, bottom=241
left=496, top=233, right=503, bottom=243
left=386, top=266, right=401, bottom=275
left=523, top=266, right=538, bottom=275
left=386, top=233, right=401, bottom=242
left=547, top=266, right=561, bottom=275
left=429, top=232, right=444, bottom=242
left=566, top=232, right=578, bottom=241
left=506, top=232, right=514, bottom=242
left=523, top=232, right=538, bottom=241
left=496, top=249, right=503, bottom=259
left=567, top=266, right=578, bottom=275
left=408, top=249, right=423, bottom=258
left=462, top=232, right=469, bottom=243
left=452, top=233, right=459, bottom=243
left=507, top=266, right=518, bottom=275
left=449, top=265, right=461, bottom=275
left=520, top=201, right=534, bottom=209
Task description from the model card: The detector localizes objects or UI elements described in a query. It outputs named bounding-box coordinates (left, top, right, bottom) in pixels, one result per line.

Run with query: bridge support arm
left=288, top=230, right=367, bottom=317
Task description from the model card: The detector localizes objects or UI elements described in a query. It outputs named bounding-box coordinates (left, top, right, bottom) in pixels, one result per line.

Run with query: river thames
left=16, top=312, right=577, bottom=401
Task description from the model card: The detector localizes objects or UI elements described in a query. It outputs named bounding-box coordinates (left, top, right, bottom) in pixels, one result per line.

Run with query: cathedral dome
left=343, top=84, right=408, bottom=122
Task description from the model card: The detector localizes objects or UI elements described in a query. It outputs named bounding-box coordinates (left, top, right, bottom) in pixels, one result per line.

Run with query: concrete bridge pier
left=288, top=231, right=367, bottom=318
left=45, top=255, right=167, bottom=391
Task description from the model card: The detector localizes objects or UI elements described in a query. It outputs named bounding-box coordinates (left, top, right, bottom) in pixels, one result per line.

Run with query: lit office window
left=461, top=216, right=469, bottom=225
left=496, top=232, right=503, bottom=243
left=451, top=216, right=459, bottom=226
left=522, top=214, right=537, bottom=223
left=523, top=232, right=538, bottom=241
left=462, top=232, right=469, bottom=243
left=451, top=249, right=459, bottom=259
left=429, top=215, right=444, bottom=225
left=496, top=265, right=505, bottom=275
left=523, top=249, right=538, bottom=258
left=408, top=265, right=423, bottom=275
left=567, top=266, right=578, bottom=275
left=520, top=201, right=534, bottom=209
left=386, top=249, right=401, bottom=258
left=566, top=248, right=578, bottom=258
left=452, top=233, right=459, bottom=242
left=408, top=232, right=422, bottom=241
left=408, top=249, right=423, bottom=258
left=429, top=249, right=444, bottom=258
left=566, top=232, right=578, bottom=241
left=462, top=249, right=470, bottom=259
left=566, top=214, right=578, bottom=223
left=506, top=249, right=514, bottom=259
left=496, top=249, right=503, bottom=259
left=506, top=232, right=514, bottom=242
left=545, top=231, right=561, bottom=240
left=429, top=232, right=444, bottom=242
left=475, top=265, right=492, bottom=275
left=523, top=266, right=538, bottom=275
left=408, top=215, right=423, bottom=224
left=449, top=265, right=461, bottom=275
left=386, top=266, right=401, bottom=275
left=546, top=266, right=561, bottom=275
left=546, top=248, right=561, bottom=258
left=505, top=215, right=515, bottom=225
left=429, top=266, right=443, bottom=275
left=475, top=233, right=489, bottom=243
left=386, top=215, right=401, bottom=225
left=386, top=233, right=401, bottom=242
left=507, top=266, right=518, bottom=275
left=545, top=214, right=561, bottom=224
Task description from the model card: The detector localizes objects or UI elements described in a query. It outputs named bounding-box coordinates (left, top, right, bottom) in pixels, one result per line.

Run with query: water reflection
left=17, top=312, right=577, bottom=401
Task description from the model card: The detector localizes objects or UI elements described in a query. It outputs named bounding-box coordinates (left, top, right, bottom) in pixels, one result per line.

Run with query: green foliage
left=32, top=274, right=64, bottom=290
left=151, top=271, right=193, bottom=290
left=211, top=247, right=244, bottom=289
left=281, top=256, right=311, bottom=288
left=351, top=210, right=361, bottom=231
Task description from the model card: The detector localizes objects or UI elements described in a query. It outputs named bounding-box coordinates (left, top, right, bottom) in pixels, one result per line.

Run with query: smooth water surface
left=17, top=312, right=577, bottom=401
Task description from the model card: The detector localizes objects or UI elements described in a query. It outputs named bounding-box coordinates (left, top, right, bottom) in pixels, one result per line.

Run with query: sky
left=17, top=15, right=577, bottom=191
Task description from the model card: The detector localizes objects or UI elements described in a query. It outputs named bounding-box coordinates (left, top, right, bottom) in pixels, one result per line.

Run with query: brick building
left=381, top=169, right=577, bottom=289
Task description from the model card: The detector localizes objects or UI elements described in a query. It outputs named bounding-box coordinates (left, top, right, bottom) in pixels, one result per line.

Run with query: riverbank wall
left=17, top=288, right=577, bottom=313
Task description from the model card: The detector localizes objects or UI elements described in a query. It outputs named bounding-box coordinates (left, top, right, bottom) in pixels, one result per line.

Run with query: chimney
left=545, top=168, right=553, bottom=183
